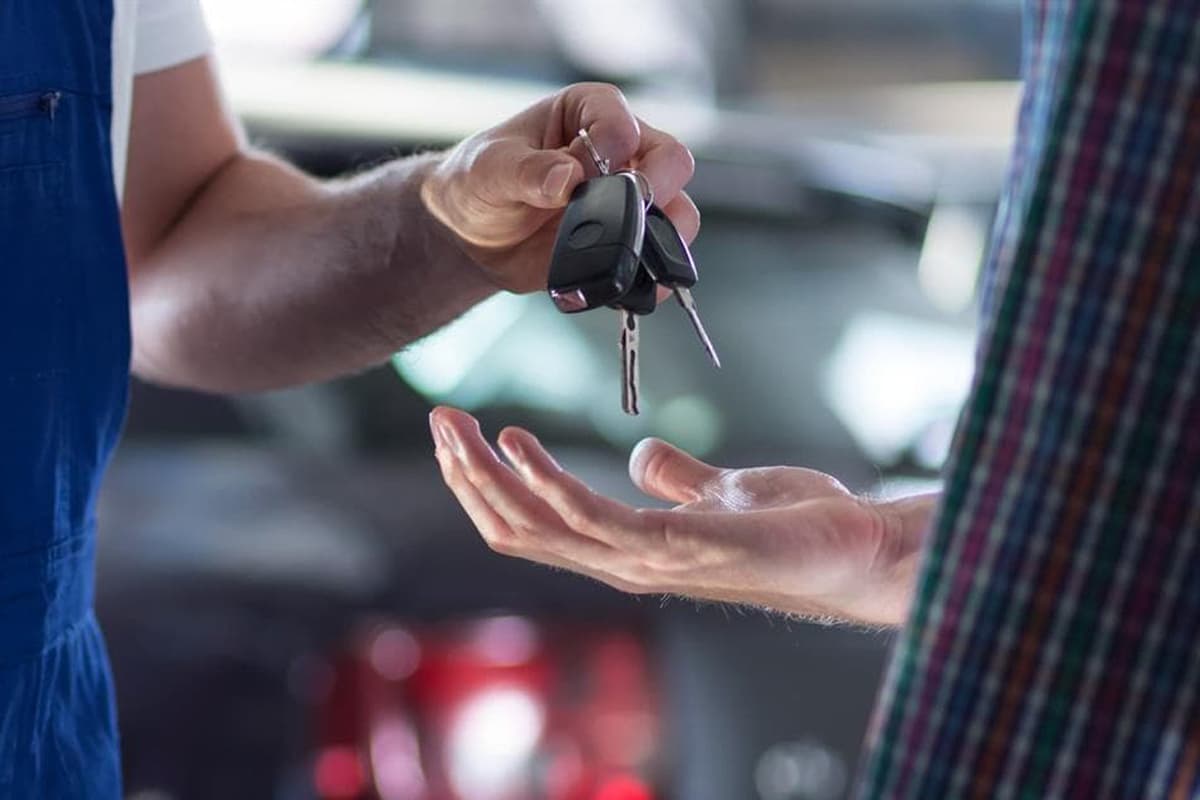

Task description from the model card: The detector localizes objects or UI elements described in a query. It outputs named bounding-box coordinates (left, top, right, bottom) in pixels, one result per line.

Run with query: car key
left=612, top=264, right=657, bottom=415
left=554, top=128, right=660, bottom=415
left=619, top=310, right=641, bottom=415
left=545, top=170, right=650, bottom=415
left=640, top=204, right=722, bottom=368
left=546, top=173, right=646, bottom=313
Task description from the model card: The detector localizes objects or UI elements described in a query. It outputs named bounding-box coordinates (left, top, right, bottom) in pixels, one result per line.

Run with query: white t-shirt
left=112, top=0, right=213, bottom=200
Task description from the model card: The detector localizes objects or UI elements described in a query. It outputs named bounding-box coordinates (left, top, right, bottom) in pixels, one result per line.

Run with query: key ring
left=577, top=128, right=654, bottom=209
left=622, top=169, right=654, bottom=210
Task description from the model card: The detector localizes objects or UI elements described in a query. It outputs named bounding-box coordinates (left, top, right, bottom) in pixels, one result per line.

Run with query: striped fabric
left=858, top=1, right=1200, bottom=797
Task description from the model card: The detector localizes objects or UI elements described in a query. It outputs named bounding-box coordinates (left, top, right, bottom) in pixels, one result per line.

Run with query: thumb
left=478, top=141, right=584, bottom=210
left=629, top=438, right=722, bottom=505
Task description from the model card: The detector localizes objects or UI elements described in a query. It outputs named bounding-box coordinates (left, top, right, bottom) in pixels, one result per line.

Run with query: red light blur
left=312, top=619, right=661, bottom=800
left=314, top=746, right=368, bottom=799
left=594, top=774, right=654, bottom=800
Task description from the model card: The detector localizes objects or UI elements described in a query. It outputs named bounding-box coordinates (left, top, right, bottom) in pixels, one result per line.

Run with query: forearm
left=129, top=150, right=496, bottom=392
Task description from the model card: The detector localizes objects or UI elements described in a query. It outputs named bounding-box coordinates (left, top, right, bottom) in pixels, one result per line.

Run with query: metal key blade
left=673, top=287, right=721, bottom=369
left=619, top=310, right=641, bottom=415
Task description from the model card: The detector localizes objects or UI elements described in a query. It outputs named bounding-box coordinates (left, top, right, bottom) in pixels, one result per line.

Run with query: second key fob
left=611, top=265, right=658, bottom=316
left=640, top=204, right=697, bottom=288
left=547, top=173, right=645, bottom=313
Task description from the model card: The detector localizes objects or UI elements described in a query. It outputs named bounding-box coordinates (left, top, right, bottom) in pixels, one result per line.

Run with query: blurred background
left=100, top=1, right=1022, bottom=798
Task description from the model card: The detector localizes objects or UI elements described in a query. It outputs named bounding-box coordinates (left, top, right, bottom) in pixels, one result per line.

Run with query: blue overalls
left=1, top=0, right=128, bottom=796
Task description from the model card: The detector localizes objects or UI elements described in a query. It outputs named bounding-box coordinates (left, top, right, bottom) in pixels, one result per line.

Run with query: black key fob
left=547, top=173, right=645, bottom=313
left=640, top=204, right=697, bottom=288
left=611, top=265, right=658, bottom=316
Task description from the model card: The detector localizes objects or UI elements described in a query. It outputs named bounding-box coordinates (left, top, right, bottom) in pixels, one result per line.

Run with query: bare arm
left=122, top=57, right=697, bottom=392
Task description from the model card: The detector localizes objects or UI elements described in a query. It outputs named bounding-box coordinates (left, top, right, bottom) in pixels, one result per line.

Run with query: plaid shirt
left=859, top=1, right=1200, bottom=797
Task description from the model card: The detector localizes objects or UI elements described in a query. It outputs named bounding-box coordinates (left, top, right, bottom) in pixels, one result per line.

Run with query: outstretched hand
left=430, top=407, right=934, bottom=626
left=420, top=83, right=698, bottom=294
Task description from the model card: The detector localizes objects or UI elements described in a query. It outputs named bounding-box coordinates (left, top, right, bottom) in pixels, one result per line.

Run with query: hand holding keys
left=547, top=129, right=720, bottom=416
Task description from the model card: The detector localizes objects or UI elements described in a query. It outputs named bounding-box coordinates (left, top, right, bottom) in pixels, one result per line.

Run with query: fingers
left=493, top=427, right=744, bottom=582
left=629, top=438, right=722, bottom=505
left=432, top=407, right=564, bottom=537
left=432, top=409, right=675, bottom=597
left=435, top=451, right=518, bottom=547
left=431, top=408, right=776, bottom=604
left=495, top=427, right=657, bottom=550
left=629, top=119, right=695, bottom=211
left=556, top=83, right=642, bottom=171
left=522, top=150, right=584, bottom=209
left=553, top=84, right=694, bottom=208
left=662, top=192, right=701, bottom=244
left=474, top=139, right=585, bottom=210
left=431, top=408, right=616, bottom=561
left=456, top=82, right=695, bottom=246
left=433, top=410, right=668, bottom=554
left=444, top=469, right=606, bottom=577
left=430, top=407, right=908, bottom=622
left=433, top=407, right=643, bottom=555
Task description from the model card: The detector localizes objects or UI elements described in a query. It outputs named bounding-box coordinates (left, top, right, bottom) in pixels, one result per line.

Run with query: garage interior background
left=102, top=1, right=1020, bottom=798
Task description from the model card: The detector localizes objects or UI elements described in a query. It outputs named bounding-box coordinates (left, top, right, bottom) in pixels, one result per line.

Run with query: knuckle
left=592, top=82, right=626, bottom=101
left=551, top=485, right=600, bottom=527
left=653, top=513, right=720, bottom=572
left=671, top=140, right=695, bottom=175
left=640, top=510, right=682, bottom=558
left=467, top=137, right=507, bottom=171
left=607, top=573, right=649, bottom=595
left=560, top=499, right=599, bottom=531
left=460, top=462, right=490, bottom=489
left=613, top=122, right=640, bottom=154
left=562, top=81, right=622, bottom=104
left=483, top=533, right=519, bottom=556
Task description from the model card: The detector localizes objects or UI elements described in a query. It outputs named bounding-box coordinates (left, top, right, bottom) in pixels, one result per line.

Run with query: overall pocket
left=0, top=88, right=66, bottom=171
left=0, top=90, right=61, bottom=123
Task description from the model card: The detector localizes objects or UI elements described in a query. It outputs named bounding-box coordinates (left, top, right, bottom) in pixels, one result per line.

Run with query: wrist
left=845, top=492, right=938, bottom=626
left=401, top=154, right=498, bottom=299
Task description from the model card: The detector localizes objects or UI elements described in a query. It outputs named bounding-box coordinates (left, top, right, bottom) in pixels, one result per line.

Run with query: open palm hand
left=431, top=407, right=932, bottom=626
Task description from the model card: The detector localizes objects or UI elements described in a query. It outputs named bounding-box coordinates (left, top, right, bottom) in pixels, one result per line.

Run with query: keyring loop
left=621, top=169, right=654, bottom=209
left=577, top=128, right=610, bottom=176
left=578, top=129, right=654, bottom=207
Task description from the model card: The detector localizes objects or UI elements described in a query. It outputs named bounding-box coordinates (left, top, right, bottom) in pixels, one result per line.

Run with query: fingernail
left=629, top=438, right=661, bottom=483
left=438, top=422, right=465, bottom=458
left=504, top=437, right=527, bottom=466
left=542, top=162, right=574, bottom=200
